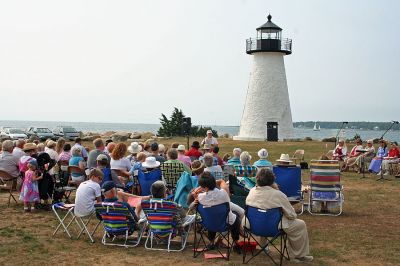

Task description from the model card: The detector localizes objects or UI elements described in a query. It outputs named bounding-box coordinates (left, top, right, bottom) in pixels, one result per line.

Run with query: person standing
left=200, top=130, right=218, bottom=147
left=87, top=138, right=110, bottom=169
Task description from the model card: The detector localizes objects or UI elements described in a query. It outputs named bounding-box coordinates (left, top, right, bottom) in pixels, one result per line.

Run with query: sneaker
left=376, top=171, right=381, bottom=176
left=292, top=256, right=314, bottom=263
left=383, top=171, right=389, bottom=176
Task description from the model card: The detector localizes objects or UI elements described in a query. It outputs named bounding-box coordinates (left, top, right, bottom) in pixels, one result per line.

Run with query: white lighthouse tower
left=234, top=14, right=294, bottom=141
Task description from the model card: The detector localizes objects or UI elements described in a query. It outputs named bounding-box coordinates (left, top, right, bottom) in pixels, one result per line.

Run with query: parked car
left=52, top=126, right=80, bottom=140
left=0, top=128, right=28, bottom=140
left=26, top=127, right=56, bottom=141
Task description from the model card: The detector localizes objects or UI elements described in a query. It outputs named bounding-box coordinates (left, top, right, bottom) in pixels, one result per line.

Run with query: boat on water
left=313, top=122, right=320, bottom=131
left=373, top=126, right=379, bottom=130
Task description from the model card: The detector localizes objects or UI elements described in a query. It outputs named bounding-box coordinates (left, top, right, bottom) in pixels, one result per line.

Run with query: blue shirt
left=69, top=155, right=84, bottom=177
left=227, top=157, right=241, bottom=165
left=253, top=159, right=273, bottom=168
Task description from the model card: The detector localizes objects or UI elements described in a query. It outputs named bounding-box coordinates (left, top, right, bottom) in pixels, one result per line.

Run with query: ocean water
left=0, top=120, right=399, bottom=142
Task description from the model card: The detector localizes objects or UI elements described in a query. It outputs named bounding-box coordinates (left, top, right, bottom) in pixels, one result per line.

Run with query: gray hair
left=203, top=153, right=214, bottom=167
left=2, top=140, right=14, bottom=152
left=240, top=151, right=252, bottom=165
left=71, top=147, right=82, bottom=156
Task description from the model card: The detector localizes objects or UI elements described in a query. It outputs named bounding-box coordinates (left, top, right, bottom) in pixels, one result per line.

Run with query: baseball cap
left=150, top=142, right=159, bottom=151
left=177, top=144, right=185, bottom=151
left=96, top=154, right=109, bottom=162
left=102, top=181, right=116, bottom=193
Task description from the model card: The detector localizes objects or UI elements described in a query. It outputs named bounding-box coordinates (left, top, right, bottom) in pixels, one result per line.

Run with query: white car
left=1, top=128, right=28, bottom=140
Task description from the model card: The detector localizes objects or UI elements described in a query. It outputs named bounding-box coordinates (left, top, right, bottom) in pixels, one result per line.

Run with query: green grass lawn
left=0, top=138, right=399, bottom=265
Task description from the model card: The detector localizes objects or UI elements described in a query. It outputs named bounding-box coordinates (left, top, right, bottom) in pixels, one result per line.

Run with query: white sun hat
left=142, top=156, right=161, bottom=168
left=276, top=154, right=293, bottom=163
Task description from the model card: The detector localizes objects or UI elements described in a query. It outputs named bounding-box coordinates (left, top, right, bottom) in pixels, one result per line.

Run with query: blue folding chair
left=137, top=168, right=162, bottom=196
left=193, top=202, right=232, bottom=260
left=273, top=166, right=305, bottom=214
left=243, top=206, right=289, bottom=265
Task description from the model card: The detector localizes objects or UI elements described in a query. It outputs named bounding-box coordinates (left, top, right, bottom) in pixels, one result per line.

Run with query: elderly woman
left=332, top=139, right=347, bottom=161
left=126, top=142, right=142, bottom=164
left=69, top=147, right=86, bottom=183
left=203, top=152, right=223, bottom=179
left=341, top=139, right=363, bottom=171
left=381, top=141, right=399, bottom=175
left=352, top=139, right=375, bottom=173
left=244, top=168, right=313, bottom=263
left=368, top=140, right=388, bottom=174
left=253, top=148, right=272, bottom=168
left=45, top=140, right=59, bottom=176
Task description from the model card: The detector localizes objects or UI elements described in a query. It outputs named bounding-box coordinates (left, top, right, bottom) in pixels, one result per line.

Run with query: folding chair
left=308, top=160, right=344, bottom=216
left=208, top=170, right=224, bottom=180
left=94, top=202, right=145, bottom=247
left=52, top=202, right=78, bottom=239
left=193, top=202, right=232, bottom=260
left=160, top=162, right=185, bottom=191
left=233, top=165, right=258, bottom=188
left=290, top=150, right=305, bottom=165
left=137, top=168, right=162, bottom=196
left=75, top=210, right=102, bottom=243
left=243, top=206, right=289, bottom=265
left=0, top=170, right=18, bottom=207
left=53, top=160, right=75, bottom=203
left=222, top=164, right=234, bottom=181
left=228, top=175, right=249, bottom=209
left=273, top=165, right=305, bottom=215
left=141, top=199, right=194, bottom=252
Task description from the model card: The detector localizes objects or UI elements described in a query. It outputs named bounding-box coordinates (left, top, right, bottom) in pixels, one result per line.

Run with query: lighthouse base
left=232, top=136, right=266, bottom=141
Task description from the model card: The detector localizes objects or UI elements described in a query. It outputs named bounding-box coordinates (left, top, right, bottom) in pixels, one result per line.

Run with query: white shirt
left=46, top=148, right=59, bottom=175
left=74, top=180, right=101, bottom=217
left=198, top=188, right=236, bottom=225
left=201, top=136, right=218, bottom=146
left=73, top=143, right=88, bottom=158
left=204, top=165, right=224, bottom=179
left=12, top=147, right=26, bottom=160
left=110, top=157, right=131, bottom=171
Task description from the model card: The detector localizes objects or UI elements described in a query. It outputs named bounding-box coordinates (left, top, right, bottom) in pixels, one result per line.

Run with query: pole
left=380, top=121, right=399, bottom=140
left=186, top=134, right=189, bottom=151
left=335, top=122, right=348, bottom=146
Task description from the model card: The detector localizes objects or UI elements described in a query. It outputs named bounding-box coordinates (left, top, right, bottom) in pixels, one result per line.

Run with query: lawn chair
left=308, top=160, right=344, bottom=216
left=141, top=199, right=194, bottom=252
left=273, top=165, right=305, bottom=215
left=243, top=206, right=289, bottom=265
left=193, top=202, right=232, bottom=260
left=137, top=168, right=162, bottom=196
left=0, top=170, right=19, bottom=207
left=52, top=202, right=78, bottom=239
left=228, top=174, right=249, bottom=209
left=233, top=165, right=257, bottom=192
left=222, top=164, right=234, bottom=181
left=53, top=160, right=75, bottom=203
left=94, top=202, right=145, bottom=247
left=160, top=162, right=185, bottom=191
left=75, top=210, right=102, bottom=243
left=208, top=170, right=224, bottom=180
left=290, top=150, right=305, bottom=165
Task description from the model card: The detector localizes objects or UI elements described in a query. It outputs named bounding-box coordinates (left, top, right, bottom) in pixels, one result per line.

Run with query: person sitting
left=185, top=141, right=203, bottom=161
left=381, top=141, right=399, bottom=175
left=244, top=168, right=313, bottom=263
left=341, top=138, right=363, bottom=171
left=212, top=146, right=224, bottom=166
left=177, top=145, right=191, bottom=168
left=87, top=138, right=110, bottom=169
left=200, top=130, right=218, bottom=148
left=275, top=154, right=295, bottom=167
left=196, top=172, right=243, bottom=253
left=110, top=143, right=131, bottom=177
left=96, top=154, right=123, bottom=187
left=140, top=156, right=162, bottom=179
left=0, top=140, right=20, bottom=178
left=55, top=137, right=66, bottom=155
left=58, top=143, right=72, bottom=162
left=69, top=147, right=86, bottom=184
left=105, top=141, right=116, bottom=155
left=72, top=138, right=88, bottom=160
left=74, top=168, right=103, bottom=217
left=253, top=148, right=272, bottom=169
left=149, top=142, right=166, bottom=163
left=332, top=139, right=347, bottom=161
left=126, top=142, right=142, bottom=164
left=368, top=139, right=388, bottom=174
left=203, top=153, right=223, bottom=179
left=191, top=160, right=205, bottom=178
left=351, top=139, right=375, bottom=173
left=164, top=149, right=192, bottom=175
left=227, top=148, right=242, bottom=165
left=12, top=139, right=26, bottom=160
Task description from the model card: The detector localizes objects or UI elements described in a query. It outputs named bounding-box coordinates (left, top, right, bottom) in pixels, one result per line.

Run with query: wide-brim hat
left=23, top=143, right=37, bottom=151
left=142, top=156, right=161, bottom=168
left=276, top=154, right=293, bottom=163
left=177, top=144, right=186, bottom=151
left=128, top=142, right=142, bottom=154
left=191, top=160, right=205, bottom=173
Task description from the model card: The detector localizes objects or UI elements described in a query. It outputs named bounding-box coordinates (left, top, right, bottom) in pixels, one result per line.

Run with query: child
left=19, top=159, right=43, bottom=212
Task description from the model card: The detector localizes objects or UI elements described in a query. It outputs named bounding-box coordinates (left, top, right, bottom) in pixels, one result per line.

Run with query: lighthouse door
left=266, top=122, right=279, bottom=141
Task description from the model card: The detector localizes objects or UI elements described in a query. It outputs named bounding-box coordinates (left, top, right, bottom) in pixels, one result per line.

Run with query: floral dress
left=19, top=170, right=40, bottom=203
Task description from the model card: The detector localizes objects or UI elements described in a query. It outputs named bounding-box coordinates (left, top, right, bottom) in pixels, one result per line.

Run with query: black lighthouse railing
left=246, top=37, right=292, bottom=55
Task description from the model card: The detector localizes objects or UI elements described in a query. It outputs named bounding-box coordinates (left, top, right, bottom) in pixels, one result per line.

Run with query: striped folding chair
left=233, top=165, right=258, bottom=190
left=141, top=199, right=194, bottom=252
left=308, top=160, right=344, bottom=216
left=94, top=202, right=145, bottom=247
left=160, top=162, right=185, bottom=191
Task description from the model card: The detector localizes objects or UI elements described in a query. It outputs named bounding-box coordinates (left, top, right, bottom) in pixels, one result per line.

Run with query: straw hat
left=128, top=142, right=142, bottom=154
left=191, top=160, right=205, bottom=174
left=276, top=154, right=293, bottom=163
left=23, top=143, right=37, bottom=151
left=142, top=156, right=160, bottom=168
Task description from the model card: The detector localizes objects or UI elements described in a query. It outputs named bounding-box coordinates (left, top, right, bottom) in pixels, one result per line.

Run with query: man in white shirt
left=12, top=139, right=26, bottom=160
left=201, top=130, right=218, bottom=147
left=74, top=168, right=103, bottom=217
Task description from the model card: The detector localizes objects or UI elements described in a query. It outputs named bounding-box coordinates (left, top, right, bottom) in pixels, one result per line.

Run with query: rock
left=141, top=132, right=155, bottom=140
left=82, top=135, right=101, bottom=142
left=111, top=134, right=129, bottom=142
left=102, top=131, right=116, bottom=138
left=322, top=137, right=336, bottom=142
left=130, top=133, right=141, bottom=139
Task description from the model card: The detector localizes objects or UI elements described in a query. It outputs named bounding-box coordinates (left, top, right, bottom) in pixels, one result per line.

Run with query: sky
left=0, top=0, right=399, bottom=126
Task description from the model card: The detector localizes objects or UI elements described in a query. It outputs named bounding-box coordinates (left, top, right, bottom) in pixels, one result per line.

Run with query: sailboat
left=313, top=122, right=320, bottom=131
